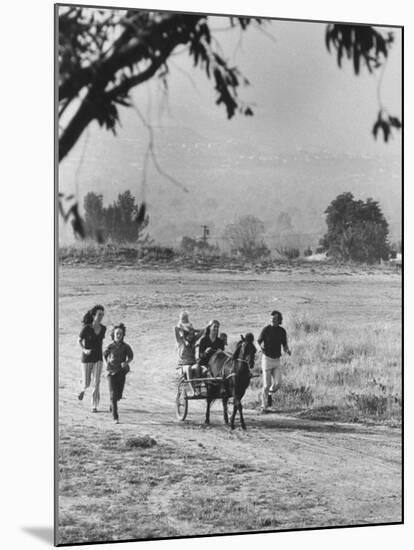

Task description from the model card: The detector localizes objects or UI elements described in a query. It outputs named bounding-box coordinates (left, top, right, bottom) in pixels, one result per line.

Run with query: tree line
left=82, top=190, right=397, bottom=264
left=83, top=190, right=150, bottom=244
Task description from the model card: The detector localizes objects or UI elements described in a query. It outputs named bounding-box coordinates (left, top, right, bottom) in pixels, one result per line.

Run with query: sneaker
left=78, top=391, right=85, bottom=401
left=260, top=407, right=269, bottom=414
left=92, top=407, right=98, bottom=413
left=114, top=419, right=120, bottom=424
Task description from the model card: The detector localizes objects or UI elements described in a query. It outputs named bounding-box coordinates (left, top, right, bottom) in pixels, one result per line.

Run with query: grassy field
left=57, top=263, right=402, bottom=544
left=245, top=313, right=401, bottom=422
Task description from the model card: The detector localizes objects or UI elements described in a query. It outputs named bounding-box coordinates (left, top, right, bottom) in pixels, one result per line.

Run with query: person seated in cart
left=174, top=311, right=203, bottom=395
left=197, top=320, right=225, bottom=376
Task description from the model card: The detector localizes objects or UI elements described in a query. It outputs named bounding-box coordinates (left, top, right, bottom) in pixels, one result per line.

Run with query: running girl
left=103, top=323, right=134, bottom=424
left=78, top=305, right=106, bottom=412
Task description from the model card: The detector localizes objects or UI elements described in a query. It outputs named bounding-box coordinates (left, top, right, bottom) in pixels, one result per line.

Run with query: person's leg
left=261, top=359, right=272, bottom=410
left=183, top=365, right=195, bottom=396
left=118, top=371, right=126, bottom=400
left=270, top=360, right=282, bottom=393
left=183, top=365, right=191, bottom=380
left=267, top=360, right=281, bottom=407
left=107, top=374, right=118, bottom=421
left=78, top=363, right=92, bottom=400
left=193, top=362, right=205, bottom=394
left=91, top=361, right=103, bottom=410
left=112, top=371, right=125, bottom=422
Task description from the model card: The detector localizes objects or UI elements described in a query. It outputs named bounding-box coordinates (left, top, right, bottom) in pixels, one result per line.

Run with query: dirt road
left=57, top=266, right=402, bottom=541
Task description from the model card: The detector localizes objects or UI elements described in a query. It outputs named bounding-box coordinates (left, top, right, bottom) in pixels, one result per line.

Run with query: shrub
left=347, top=391, right=401, bottom=417
left=292, top=316, right=323, bottom=334
left=125, top=435, right=157, bottom=448
left=280, top=247, right=300, bottom=260
left=139, top=246, right=175, bottom=262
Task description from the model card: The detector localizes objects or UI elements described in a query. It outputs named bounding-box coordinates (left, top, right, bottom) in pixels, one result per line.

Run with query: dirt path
left=58, top=266, right=402, bottom=538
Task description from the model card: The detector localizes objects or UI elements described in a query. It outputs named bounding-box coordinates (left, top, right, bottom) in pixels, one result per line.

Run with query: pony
left=204, top=333, right=256, bottom=430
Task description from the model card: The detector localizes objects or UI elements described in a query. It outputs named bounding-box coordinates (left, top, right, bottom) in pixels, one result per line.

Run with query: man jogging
left=257, top=310, right=291, bottom=412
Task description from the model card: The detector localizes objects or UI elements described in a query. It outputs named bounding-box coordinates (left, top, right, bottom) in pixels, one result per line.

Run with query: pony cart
left=175, top=367, right=224, bottom=421
left=174, top=335, right=257, bottom=429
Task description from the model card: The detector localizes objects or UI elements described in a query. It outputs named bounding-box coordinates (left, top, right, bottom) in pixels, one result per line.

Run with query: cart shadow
left=119, top=405, right=385, bottom=437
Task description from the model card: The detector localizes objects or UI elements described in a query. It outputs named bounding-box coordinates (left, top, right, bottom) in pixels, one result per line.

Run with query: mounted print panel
left=56, top=3, right=403, bottom=546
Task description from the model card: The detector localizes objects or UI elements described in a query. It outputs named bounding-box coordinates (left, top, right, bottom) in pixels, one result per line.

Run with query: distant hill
left=58, top=132, right=402, bottom=250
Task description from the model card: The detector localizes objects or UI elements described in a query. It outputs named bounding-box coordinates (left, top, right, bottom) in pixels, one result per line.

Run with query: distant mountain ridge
left=59, top=133, right=402, bottom=248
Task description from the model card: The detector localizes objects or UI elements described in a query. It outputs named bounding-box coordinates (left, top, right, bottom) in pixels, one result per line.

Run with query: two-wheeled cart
left=175, top=366, right=224, bottom=421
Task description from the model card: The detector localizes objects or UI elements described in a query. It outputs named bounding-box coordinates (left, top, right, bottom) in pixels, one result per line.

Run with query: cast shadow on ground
left=238, top=414, right=378, bottom=435
left=116, top=404, right=387, bottom=437
left=167, top=412, right=379, bottom=436
left=22, top=527, right=54, bottom=544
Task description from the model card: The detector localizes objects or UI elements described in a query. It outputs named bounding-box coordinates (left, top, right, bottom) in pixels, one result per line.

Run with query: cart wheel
left=176, top=385, right=188, bottom=421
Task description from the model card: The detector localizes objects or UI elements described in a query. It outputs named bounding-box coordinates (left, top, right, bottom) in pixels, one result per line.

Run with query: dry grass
left=57, top=426, right=291, bottom=543
left=246, top=314, right=401, bottom=422
left=58, top=423, right=344, bottom=544
left=57, top=266, right=402, bottom=543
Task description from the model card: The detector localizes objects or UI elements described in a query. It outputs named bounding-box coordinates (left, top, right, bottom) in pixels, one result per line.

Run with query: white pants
left=261, top=356, right=282, bottom=408
left=80, top=361, right=103, bottom=408
left=182, top=364, right=195, bottom=380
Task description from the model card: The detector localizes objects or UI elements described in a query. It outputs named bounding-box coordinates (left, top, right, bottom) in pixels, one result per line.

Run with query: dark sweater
left=199, top=335, right=225, bottom=359
left=257, top=325, right=287, bottom=359
left=79, top=324, right=106, bottom=363
left=103, top=341, right=134, bottom=375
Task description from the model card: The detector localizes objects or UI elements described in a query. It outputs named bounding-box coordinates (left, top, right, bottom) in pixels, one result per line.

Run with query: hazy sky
left=150, top=17, right=402, bottom=153
left=59, top=15, right=402, bottom=243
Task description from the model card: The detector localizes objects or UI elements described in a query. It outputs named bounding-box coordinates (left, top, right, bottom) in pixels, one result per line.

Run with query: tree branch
left=59, top=13, right=204, bottom=102
left=132, top=102, right=189, bottom=193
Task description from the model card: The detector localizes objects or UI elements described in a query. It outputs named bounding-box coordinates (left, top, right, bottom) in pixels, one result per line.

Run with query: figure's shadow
left=245, top=414, right=377, bottom=435
left=22, top=526, right=54, bottom=544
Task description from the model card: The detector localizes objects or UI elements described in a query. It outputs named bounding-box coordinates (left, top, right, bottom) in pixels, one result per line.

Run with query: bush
left=347, top=391, right=401, bottom=417
left=139, top=246, right=175, bottom=262
left=181, top=236, right=218, bottom=254
left=292, top=316, right=323, bottom=334
left=280, top=246, right=300, bottom=260
left=303, top=247, right=313, bottom=257
left=125, top=435, right=157, bottom=448
left=181, top=236, right=198, bottom=253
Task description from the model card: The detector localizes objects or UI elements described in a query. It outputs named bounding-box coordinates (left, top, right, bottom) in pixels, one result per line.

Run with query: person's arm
left=175, top=326, right=186, bottom=345
left=120, top=344, right=132, bottom=372
left=257, top=327, right=265, bottom=352
left=123, top=344, right=134, bottom=366
left=103, top=345, right=110, bottom=370
left=79, top=328, right=91, bottom=355
left=199, top=337, right=209, bottom=358
left=282, top=329, right=291, bottom=355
